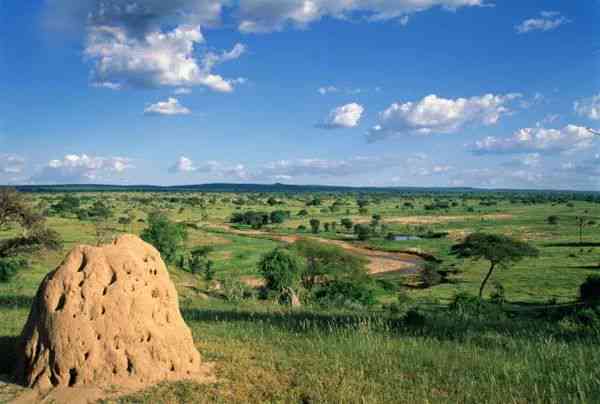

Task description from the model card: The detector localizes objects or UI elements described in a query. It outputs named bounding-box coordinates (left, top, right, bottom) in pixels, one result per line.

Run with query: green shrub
left=309, top=219, right=320, bottom=234
left=376, top=279, right=399, bottom=292
left=449, top=292, right=481, bottom=315
left=258, top=248, right=302, bottom=292
left=340, top=218, right=353, bottom=231
left=420, top=262, right=442, bottom=288
left=385, top=290, right=415, bottom=316
left=140, top=211, right=188, bottom=264
left=0, top=258, right=24, bottom=283
left=580, top=275, right=600, bottom=305
left=573, top=307, right=600, bottom=327
left=230, top=211, right=269, bottom=229
left=312, top=280, right=376, bottom=308
left=353, top=224, right=371, bottom=241
left=203, top=260, right=215, bottom=281
left=449, top=292, right=506, bottom=320
left=269, top=210, right=289, bottom=224
left=403, top=309, right=426, bottom=326
left=419, top=231, right=448, bottom=239
left=490, top=281, right=506, bottom=305
left=221, top=279, right=254, bottom=302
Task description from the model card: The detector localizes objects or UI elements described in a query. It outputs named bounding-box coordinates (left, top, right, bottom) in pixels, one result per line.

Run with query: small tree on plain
left=354, top=224, right=371, bottom=241
left=309, top=219, right=320, bottom=234
left=141, top=211, right=188, bottom=264
left=258, top=248, right=302, bottom=292
left=451, top=233, right=539, bottom=299
left=340, top=218, right=353, bottom=232
left=371, top=214, right=382, bottom=227
left=292, top=238, right=368, bottom=290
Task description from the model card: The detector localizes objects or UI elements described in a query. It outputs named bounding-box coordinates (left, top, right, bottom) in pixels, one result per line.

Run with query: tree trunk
left=283, top=287, right=301, bottom=307
left=479, top=262, right=495, bottom=299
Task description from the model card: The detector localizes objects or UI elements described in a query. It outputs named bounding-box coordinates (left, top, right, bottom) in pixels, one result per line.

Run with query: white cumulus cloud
left=471, top=125, right=596, bottom=155
left=144, top=98, right=191, bottom=116
left=368, top=93, right=521, bottom=141
left=318, top=103, right=364, bottom=129
left=169, top=157, right=250, bottom=180
left=170, top=153, right=451, bottom=183
left=31, top=154, right=134, bottom=183
left=47, top=0, right=488, bottom=35
left=238, top=0, right=487, bottom=33
left=516, top=11, right=571, bottom=34
left=85, top=24, right=245, bottom=92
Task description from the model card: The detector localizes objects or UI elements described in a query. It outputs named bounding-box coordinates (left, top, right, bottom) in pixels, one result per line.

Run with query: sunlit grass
left=2, top=192, right=600, bottom=402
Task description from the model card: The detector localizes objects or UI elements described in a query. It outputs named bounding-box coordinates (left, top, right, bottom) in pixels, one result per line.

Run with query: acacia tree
left=451, top=233, right=539, bottom=299
left=141, top=211, right=188, bottom=264
left=0, top=188, right=62, bottom=281
left=291, top=238, right=368, bottom=290
left=258, top=248, right=302, bottom=292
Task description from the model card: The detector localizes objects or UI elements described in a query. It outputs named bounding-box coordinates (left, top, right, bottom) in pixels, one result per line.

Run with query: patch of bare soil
left=447, top=229, right=469, bottom=241
left=217, top=251, right=233, bottom=260
left=240, top=276, right=267, bottom=288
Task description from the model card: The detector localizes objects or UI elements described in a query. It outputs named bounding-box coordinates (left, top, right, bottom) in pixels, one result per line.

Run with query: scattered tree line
left=230, top=210, right=291, bottom=229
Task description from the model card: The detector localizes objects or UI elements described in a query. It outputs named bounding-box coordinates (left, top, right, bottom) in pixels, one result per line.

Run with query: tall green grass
left=107, top=301, right=600, bottom=403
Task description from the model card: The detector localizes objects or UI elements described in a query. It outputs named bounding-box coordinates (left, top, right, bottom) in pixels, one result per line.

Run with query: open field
left=1, top=189, right=600, bottom=403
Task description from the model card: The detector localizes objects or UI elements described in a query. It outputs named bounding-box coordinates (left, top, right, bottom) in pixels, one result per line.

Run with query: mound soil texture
left=15, top=235, right=212, bottom=391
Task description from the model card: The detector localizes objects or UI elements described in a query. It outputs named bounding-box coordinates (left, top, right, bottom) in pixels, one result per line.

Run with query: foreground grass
left=103, top=301, right=600, bottom=403
left=3, top=285, right=598, bottom=403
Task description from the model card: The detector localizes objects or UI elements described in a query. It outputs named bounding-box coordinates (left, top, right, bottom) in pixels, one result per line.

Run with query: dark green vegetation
left=580, top=275, right=600, bottom=306
left=451, top=233, right=540, bottom=298
left=258, top=247, right=302, bottom=292
left=0, top=188, right=61, bottom=282
left=1, top=187, right=599, bottom=403
left=140, top=211, right=188, bottom=264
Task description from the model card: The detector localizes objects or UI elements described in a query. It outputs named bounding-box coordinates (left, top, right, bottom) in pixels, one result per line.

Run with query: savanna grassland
left=1, top=188, right=600, bottom=403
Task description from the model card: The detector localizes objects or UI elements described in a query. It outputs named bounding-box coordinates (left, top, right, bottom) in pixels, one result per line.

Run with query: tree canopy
left=451, top=232, right=539, bottom=298
left=140, top=211, right=188, bottom=264
left=0, top=188, right=62, bottom=281
left=291, top=238, right=368, bottom=289
left=258, top=247, right=303, bottom=292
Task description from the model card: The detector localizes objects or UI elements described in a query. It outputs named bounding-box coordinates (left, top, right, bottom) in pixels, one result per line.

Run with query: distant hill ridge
left=6, top=183, right=599, bottom=195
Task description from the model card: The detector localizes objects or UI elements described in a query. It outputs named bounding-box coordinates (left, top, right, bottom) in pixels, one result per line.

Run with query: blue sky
left=0, top=0, right=599, bottom=189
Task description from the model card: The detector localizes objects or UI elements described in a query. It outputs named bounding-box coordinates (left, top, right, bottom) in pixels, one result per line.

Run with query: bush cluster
left=230, top=210, right=291, bottom=229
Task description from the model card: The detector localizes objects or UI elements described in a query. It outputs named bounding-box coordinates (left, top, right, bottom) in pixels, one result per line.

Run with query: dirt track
left=208, top=225, right=422, bottom=276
